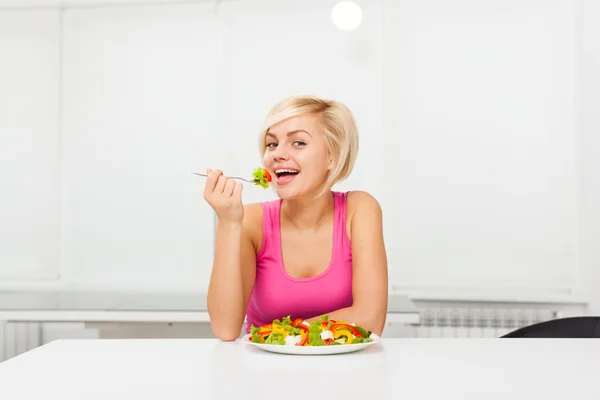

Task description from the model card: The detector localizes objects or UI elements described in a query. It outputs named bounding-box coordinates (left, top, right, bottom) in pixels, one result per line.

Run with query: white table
left=0, top=338, right=598, bottom=400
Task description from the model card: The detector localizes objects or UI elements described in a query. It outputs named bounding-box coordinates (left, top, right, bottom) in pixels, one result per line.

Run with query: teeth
left=275, top=169, right=299, bottom=174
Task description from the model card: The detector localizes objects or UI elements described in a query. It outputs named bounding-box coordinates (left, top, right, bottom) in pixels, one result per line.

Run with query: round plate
left=241, top=333, right=380, bottom=355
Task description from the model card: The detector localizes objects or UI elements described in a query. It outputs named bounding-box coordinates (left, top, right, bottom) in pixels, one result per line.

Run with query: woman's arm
left=306, top=191, right=389, bottom=335
left=207, top=204, right=259, bottom=341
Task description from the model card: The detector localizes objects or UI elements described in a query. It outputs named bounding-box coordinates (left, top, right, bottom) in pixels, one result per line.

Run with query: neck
left=281, top=191, right=334, bottom=230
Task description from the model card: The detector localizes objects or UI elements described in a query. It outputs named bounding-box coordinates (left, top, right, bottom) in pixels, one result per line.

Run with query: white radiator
left=0, top=322, right=42, bottom=362
left=411, top=307, right=560, bottom=338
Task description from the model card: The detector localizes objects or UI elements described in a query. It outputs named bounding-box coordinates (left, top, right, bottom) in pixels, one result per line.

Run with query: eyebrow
left=266, top=129, right=312, bottom=138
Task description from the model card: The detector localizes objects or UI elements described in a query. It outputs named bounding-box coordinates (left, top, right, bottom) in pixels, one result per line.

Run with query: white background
left=0, top=0, right=598, bottom=313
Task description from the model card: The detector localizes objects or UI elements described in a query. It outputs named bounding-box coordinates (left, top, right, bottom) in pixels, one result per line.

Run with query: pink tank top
left=245, top=191, right=353, bottom=333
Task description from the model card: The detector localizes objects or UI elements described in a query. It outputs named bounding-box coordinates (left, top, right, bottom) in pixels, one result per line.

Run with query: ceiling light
left=331, top=1, right=362, bottom=31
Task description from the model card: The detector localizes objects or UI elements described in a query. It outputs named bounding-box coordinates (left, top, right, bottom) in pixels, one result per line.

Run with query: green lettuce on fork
left=252, top=167, right=272, bottom=189
left=249, top=315, right=373, bottom=346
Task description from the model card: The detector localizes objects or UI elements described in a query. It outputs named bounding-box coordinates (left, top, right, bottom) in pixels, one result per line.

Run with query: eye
left=266, top=142, right=277, bottom=149
left=293, top=141, right=306, bottom=147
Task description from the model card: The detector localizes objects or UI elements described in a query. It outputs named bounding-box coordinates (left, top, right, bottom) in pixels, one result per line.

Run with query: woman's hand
left=203, top=168, right=244, bottom=223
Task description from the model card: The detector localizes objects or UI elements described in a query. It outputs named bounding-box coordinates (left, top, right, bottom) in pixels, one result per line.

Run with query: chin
left=274, top=188, right=299, bottom=200
left=273, top=182, right=307, bottom=199
left=274, top=185, right=321, bottom=201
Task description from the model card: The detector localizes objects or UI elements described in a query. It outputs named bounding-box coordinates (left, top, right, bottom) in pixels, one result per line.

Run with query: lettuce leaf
left=249, top=325, right=261, bottom=343
left=265, top=332, right=285, bottom=345
left=355, top=325, right=371, bottom=339
left=308, top=321, right=325, bottom=346
left=252, top=167, right=270, bottom=189
left=352, top=336, right=373, bottom=344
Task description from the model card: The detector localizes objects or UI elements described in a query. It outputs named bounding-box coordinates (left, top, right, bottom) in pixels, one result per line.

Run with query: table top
left=0, top=337, right=598, bottom=399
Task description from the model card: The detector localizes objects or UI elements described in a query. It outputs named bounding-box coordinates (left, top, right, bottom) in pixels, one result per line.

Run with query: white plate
left=241, top=333, right=380, bottom=355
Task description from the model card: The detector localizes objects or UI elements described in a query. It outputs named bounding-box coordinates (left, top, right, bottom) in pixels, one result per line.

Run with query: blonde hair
left=258, top=95, right=359, bottom=197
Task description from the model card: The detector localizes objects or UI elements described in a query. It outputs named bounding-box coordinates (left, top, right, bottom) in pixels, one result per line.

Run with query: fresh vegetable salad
left=249, top=315, right=374, bottom=346
left=252, top=167, right=272, bottom=189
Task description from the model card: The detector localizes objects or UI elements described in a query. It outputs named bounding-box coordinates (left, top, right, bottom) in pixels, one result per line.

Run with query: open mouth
left=274, top=169, right=300, bottom=178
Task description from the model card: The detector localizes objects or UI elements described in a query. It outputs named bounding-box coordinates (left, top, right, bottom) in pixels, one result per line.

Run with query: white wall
left=580, top=0, right=600, bottom=315
left=0, top=0, right=597, bottom=306
left=382, top=0, right=580, bottom=297
left=0, top=10, right=61, bottom=281
left=59, top=3, right=220, bottom=288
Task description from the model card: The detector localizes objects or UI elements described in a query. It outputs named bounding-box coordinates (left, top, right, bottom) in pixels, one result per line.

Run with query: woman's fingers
left=224, top=178, right=236, bottom=196
left=203, top=169, right=242, bottom=200
left=204, top=169, right=222, bottom=193
left=214, top=175, right=227, bottom=194
left=232, top=181, right=243, bottom=200
left=201, top=169, right=244, bottom=223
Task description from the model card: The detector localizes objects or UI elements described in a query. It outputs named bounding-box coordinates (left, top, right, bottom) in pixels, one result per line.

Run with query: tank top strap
left=333, top=191, right=351, bottom=248
left=257, top=198, right=282, bottom=259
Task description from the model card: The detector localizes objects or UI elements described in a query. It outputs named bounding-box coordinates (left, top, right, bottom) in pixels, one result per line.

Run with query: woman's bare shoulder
left=346, top=190, right=382, bottom=216
left=345, top=191, right=382, bottom=237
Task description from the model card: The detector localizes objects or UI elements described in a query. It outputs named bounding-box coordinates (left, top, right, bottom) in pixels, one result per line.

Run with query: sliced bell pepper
left=321, top=320, right=335, bottom=329
left=258, top=330, right=272, bottom=344
left=332, top=328, right=354, bottom=344
left=272, top=324, right=288, bottom=338
left=296, top=330, right=308, bottom=346
left=330, top=323, right=362, bottom=338
left=292, top=318, right=309, bottom=332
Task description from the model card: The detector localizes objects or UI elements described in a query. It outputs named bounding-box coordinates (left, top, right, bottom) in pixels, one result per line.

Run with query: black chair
left=501, top=316, right=600, bottom=338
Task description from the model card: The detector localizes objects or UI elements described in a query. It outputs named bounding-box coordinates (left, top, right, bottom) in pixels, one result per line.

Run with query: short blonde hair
left=258, top=95, right=359, bottom=197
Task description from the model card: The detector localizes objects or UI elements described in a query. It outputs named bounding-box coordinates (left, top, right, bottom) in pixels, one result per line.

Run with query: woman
left=203, top=95, right=388, bottom=341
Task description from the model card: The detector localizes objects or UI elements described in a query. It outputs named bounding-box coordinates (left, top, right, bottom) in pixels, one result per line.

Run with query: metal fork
left=191, top=172, right=256, bottom=183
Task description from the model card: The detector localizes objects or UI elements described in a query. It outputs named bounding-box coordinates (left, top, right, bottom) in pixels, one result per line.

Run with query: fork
left=191, top=172, right=256, bottom=183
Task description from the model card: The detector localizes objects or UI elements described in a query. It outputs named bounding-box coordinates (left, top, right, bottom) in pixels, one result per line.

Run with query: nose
left=272, top=143, right=289, bottom=161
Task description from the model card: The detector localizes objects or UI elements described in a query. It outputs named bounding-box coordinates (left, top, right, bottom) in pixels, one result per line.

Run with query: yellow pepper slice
left=272, top=323, right=288, bottom=338
left=333, top=329, right=354, bottom=344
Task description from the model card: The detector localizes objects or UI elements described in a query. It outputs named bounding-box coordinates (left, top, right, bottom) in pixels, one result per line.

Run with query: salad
left=249, top=315, right=374, bottom=346
left=252, top=167, right=272, bottom=189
